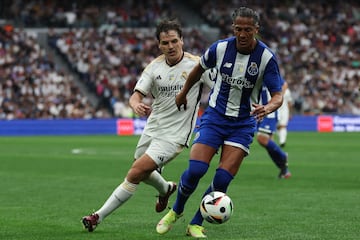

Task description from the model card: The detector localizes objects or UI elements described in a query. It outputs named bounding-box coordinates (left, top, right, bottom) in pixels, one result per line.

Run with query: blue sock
left=173, top=160, right=209, bottom=214
left=266, top=139, right=287, bottom=169
left=190, top=168, right=234, bottom=225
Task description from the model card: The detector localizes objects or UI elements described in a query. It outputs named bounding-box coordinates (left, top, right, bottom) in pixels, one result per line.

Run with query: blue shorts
left=193, top=108, right=256, bottom=155
left=257, top=115, right=277, bottom=135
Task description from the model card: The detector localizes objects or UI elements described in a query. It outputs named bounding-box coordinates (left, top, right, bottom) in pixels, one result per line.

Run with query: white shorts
left=277, top=108, right=289, bottom=126
left=134, top=134, right=184, bottom=167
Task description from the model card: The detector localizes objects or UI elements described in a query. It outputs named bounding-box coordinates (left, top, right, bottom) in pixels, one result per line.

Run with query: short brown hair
left=155, top=19, right=183, bottom=41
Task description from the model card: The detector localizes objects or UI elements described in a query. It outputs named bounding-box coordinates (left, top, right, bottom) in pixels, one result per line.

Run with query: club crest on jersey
left=181, top=72, right=188, bottom=81
left=247, top=62, right=259, bottom=76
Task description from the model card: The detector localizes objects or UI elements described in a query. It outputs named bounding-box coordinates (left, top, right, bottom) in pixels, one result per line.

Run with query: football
left=200, top=191, right=233, bottom=224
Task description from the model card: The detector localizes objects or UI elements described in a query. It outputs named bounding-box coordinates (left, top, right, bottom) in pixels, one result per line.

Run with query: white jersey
left=134, top=52, right=208, bottom=147
left=278, top=88, right=292, bottom=125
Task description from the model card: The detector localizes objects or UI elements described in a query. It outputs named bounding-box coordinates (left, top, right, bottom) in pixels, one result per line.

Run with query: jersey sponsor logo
left=221, top=73, right=254, bottom=89
left=157, top=84, right=183, bottom=97
left=247, top=62, right=259, bottom=76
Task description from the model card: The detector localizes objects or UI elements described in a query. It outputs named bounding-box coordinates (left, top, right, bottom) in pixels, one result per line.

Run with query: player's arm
left=129, top=90, right=151, bottom=117
left=267, top=91, right=283, bottom=113
left=175, top=63, right=205, bottom=110
left=252, top=57, right=284, bottom=121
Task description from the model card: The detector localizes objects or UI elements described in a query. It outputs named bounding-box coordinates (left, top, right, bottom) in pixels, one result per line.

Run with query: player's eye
left=233, top=27, right=242, bottom=32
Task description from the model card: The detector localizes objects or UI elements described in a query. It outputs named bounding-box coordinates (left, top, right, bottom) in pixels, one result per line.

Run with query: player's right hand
left=134, top=103, right=151, bottom=117
left=175, top=91, right=187, bottom=111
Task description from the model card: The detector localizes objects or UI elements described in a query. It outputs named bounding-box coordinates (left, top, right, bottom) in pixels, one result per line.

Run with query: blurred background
left=0, top=0, right=359, bottom=134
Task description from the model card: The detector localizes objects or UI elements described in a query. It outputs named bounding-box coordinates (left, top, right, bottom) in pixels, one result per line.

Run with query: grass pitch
left=0, top=132, right=359, bottom=240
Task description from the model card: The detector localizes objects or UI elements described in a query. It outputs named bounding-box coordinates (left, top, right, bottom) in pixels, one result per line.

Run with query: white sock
left=278, top=128, right=287, bottom=145
left=96, top=178, right=138, bottom=222
left=143, top=170, right=169, bottom=196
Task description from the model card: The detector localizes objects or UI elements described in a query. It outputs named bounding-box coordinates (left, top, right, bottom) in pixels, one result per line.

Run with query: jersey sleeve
left=134, top=62, right=154, bottom=95
left=200, top=41, right=218, bottom=70
left=262, top=58, right=282, bottom=93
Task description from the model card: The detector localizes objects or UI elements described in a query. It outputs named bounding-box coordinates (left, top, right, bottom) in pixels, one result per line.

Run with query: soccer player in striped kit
left=157, top=7, right=284, bottom=238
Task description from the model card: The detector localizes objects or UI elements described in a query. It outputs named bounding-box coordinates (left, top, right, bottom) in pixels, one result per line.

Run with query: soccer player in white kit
left=82, top=19, right=213, bottom=232
left=277, top=82, right=292, bottom=148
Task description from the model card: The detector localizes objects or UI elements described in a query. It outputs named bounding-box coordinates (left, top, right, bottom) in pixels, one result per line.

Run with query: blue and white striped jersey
left=200, top=37, right=282, bottom=119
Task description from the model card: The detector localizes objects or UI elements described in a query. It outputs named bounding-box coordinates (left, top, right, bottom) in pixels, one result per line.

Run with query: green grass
left=0, top=132, right=359, bottom=240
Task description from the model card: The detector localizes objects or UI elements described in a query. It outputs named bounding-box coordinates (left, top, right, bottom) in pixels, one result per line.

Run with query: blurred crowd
left=1, top=0, right=360, bottom=119
left=0, top=0, right=176, bottom=28
left=47, top=27, right=208, bottom=118
left=194, top=0, right=360, bottom=115
left=0, top=27, right=110, bottom=119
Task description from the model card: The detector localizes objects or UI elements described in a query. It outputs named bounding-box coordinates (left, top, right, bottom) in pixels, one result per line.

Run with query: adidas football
left=200, top=191, right=233, bottom=224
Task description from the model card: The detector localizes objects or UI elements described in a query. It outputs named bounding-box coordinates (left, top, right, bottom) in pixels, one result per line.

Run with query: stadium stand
left=0, top=27, right=113, bottom=119
left=188, top=0, right=360, bottom=115
left=1, top=0, right=359, bottom=119
left=48, top=26, right=209, bottom=116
